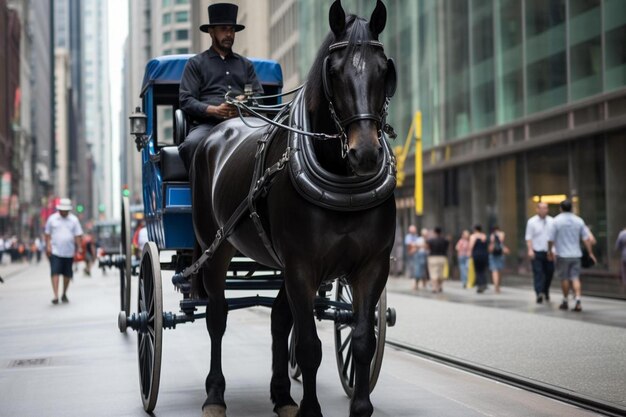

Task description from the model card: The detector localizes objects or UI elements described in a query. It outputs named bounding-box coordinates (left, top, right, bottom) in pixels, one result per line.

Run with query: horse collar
left=288, top=91, right=396, bottom=212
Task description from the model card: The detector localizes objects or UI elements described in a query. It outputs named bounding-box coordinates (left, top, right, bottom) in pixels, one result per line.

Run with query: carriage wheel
left=119, top=196, right=132, bottom=316
left=137, top=242, right=163, bottom=413
left=288, top=327, right=301, bottom=379
left=334, top=279, right=387, bottom=398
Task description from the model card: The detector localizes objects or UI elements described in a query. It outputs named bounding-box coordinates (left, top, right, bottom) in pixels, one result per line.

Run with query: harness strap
left=173, top=118, right=291, bottom=283
left=247, top=124, right=285, bottom=268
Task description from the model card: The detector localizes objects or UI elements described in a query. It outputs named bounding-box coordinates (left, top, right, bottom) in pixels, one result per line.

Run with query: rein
left=226, top=39, right=397, bottom=156
left=172, top=37, right=397, bottom=284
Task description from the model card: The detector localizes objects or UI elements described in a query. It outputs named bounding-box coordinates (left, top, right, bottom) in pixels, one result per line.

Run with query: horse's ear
left=369, top=0, right=387, bottom=37
left=329, top=0, right=346, bottom=36
left=385, top=58, right=397, bottom=98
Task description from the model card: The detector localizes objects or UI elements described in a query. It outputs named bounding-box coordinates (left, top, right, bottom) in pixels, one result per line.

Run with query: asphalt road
left=0, top=260, right=601, bottom=417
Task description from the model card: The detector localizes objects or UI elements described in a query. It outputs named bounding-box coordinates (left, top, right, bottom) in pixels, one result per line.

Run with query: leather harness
left=172, top=38, right=397, bottom=281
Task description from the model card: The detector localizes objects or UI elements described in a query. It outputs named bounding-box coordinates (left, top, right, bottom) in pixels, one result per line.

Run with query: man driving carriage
left=178, top=2, right=263, bottom=173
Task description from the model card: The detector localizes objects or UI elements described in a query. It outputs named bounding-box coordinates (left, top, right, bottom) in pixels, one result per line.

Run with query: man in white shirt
left=44, top=198, right=83, bottom=304
left=548, top=199, right=596, bottom=312
left=525, top=202, right=554, bottom=303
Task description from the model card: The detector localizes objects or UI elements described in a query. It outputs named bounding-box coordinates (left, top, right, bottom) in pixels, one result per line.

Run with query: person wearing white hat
left=44, top=198, right=84, bottom=304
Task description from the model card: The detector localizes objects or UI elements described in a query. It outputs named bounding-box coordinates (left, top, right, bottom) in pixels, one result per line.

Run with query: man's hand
left=206, top=103, right=237, bottom=120
left=547, top=251, right=554, bottom=262
left=527, top=249, right=535, bottom=260
left=46, top=245, right=52, bottom=258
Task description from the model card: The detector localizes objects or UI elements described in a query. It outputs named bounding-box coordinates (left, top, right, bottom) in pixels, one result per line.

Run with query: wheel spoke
left=339, top=331, right=353, bottom=354
left=342, top=345, right=352, bottom=376
left=139, top=281, right=146, bottom=312
left=349, top=359, right=355, bottom=387
left=336, top=323, right=350, bottom=332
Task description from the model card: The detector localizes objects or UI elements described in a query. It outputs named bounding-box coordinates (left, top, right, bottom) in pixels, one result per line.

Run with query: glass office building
left=296, top=0, right=626, bottom=295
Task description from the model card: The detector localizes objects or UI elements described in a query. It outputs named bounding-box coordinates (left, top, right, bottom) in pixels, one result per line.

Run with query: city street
left=0, top=260, right=602, bottom=417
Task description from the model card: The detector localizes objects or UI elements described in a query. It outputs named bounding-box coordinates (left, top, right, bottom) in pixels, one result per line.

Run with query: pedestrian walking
left=488, top=225, right=508, bottom=294
left=455, top=230, right=471, bottom=288
left=405, top=225, right=427, bottom=290
left=427, top=227, right=449, bottom=293
left=469, top=225, right=489, bottom=293
left=525, top=202, right=555, bottom=303
left=548, top=199, right=596, bottom=312
left=44, top=198, right=84, bottom=304
left=616, top=227, right=626, bottom=286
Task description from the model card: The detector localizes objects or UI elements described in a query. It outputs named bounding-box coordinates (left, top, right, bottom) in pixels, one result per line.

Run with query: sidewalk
left=0, top=261, right=32, bottom=281
left=385, top=276, right=626, bottom=409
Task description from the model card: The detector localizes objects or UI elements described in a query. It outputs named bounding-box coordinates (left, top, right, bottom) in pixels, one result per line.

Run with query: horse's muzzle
left=348, top=143, right=383, bottom=176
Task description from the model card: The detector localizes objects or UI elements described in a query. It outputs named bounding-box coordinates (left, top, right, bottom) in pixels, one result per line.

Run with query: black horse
left=190, top=1, right=396, bottom=416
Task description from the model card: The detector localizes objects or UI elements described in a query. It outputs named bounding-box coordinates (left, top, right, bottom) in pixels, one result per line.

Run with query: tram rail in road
left=386, top=339, right=625, bottom=417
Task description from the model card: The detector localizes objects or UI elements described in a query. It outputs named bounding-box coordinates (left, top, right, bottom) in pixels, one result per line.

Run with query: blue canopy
left=141, top=54, right=283, bottom=95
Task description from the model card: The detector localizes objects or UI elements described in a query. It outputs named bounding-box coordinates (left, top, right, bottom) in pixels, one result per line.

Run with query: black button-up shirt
left=179, top=47, right=263, bottom=124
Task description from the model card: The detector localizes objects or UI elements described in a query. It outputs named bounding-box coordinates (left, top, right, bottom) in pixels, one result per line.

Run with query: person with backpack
left=489, top=225, right=508, bottom=294
left=469, top=225, right=489, bottom=293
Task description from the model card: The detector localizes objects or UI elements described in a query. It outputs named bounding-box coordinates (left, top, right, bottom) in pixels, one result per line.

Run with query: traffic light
left=98, top=204, right=106, bottom=213
left=122, top=184, right=130, bottom=197
left=76, top=204, right=85, bottom=213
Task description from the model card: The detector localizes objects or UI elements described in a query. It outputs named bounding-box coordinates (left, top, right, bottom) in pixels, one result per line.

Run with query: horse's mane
left=305, top=15, right=374, bottom=114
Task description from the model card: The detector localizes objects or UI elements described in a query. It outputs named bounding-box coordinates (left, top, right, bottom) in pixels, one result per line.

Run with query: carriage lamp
left=129, top=106, right=148, bottom=151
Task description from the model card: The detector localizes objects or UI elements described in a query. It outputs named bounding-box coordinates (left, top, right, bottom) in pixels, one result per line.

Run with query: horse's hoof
left=202, top=404, right=227, bottom=417
left=275, top=405, right=299, bottom=417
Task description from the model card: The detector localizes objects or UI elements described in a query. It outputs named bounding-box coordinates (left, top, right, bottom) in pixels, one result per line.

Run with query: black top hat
left=200, top=3, right=245, bottom=33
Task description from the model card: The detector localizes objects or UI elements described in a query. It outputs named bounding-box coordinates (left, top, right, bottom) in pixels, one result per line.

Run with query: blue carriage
left=118, top=54, right=396, bottom=413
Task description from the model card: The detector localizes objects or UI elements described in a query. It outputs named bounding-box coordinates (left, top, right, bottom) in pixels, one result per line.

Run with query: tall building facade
left=54, top=0, right=90, bottom=219
left=2, top=0, right=54, bottom=238
left=279, top=0, right=626, bottom=296
left=83, top=0, right=111, bottom=219
left=0, top=0, right=20, bottom=235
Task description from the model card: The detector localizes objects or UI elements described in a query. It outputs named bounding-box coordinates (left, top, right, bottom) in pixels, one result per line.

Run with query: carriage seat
left=174, top=108, right=190, bottom=146
left=159, top=109, right=191, bottom=182
left=160, top=146, right=188, bottom=181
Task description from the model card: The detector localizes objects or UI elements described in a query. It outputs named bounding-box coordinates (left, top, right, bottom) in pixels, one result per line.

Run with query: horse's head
left=322, top=0, right=396, bottom=176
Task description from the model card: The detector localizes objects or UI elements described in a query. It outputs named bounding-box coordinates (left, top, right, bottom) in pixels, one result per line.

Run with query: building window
left=163, top=49, right=172, bottom=55
left=176, top=47, right=189, bottom=54
left=175, top=11, right=188, bottom=22
left=175, top=0, right=188, bottom=4
left=175, top=29, right=189, bottom=40
left=163, top=0, right=171, bottom=6
left=163, top=32, right=171, bottom=43
left=525, top=0, right=566, bottom=36
left=162, top=13, right=171, bottom=25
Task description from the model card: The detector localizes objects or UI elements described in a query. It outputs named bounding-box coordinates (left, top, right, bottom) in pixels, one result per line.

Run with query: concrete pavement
left=0, top=261, right=605, bottom=416
left=386, top=276, right=626, bottom=408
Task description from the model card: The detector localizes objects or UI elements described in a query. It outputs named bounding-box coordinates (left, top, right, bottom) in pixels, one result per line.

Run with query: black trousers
left=473, top=255, right=489, bottom=288
left=531, top=251, right=554, bottom=296
left=178, top=123, right=216, bottom=172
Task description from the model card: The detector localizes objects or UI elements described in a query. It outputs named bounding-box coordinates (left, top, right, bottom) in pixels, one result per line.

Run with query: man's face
left=210, top=26, right=236, bottom=51
left=537, top=203, right=548, bottom=218
left=59, top=210, right=69, bottom=218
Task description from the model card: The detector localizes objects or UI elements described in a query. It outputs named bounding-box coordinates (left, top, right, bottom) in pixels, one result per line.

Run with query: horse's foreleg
left=201, top=261, right=229, bottom=416
left=285, top=268, right=323, bottom=417
left=270, top=283, right=299, bottom=416
left=349, top=260, right=389, bottom=417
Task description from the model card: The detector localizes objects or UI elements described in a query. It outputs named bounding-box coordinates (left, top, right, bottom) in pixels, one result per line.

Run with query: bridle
left=224, top=39, right=397, bottom=154
left=322, top=39, right=397, bottom=157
